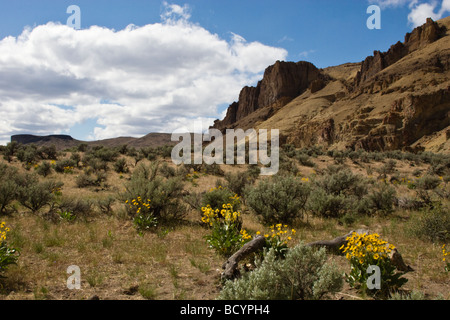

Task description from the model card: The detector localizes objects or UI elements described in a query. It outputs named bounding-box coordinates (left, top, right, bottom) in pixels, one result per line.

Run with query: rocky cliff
left=355, top=18, right=447, bottom=88
left=213, top=61, right=327, bottom=131
left=212, top=17, right=450, bottom=153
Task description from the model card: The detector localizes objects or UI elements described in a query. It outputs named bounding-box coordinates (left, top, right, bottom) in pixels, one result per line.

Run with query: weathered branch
left=305, top=229, right=368, bottom=253
left=222, top=236, right=266, bottom=280
left=221, top=229, right=413, bottom=280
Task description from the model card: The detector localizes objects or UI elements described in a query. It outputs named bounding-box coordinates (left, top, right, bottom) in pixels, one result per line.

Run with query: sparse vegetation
left=0, top=143, right=448, bottom=301
left=245, top=175, right=310, bottom=224
left=218, top=243, right=343, bottom=300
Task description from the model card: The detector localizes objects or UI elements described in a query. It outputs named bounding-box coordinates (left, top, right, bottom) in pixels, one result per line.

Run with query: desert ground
left=0, top=143, right=449, bottom=300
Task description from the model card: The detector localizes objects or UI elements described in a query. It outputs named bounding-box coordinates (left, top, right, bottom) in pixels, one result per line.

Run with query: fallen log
left=221, top=229, right=413, bottom=280
left=222, top=235, right=266, bottom=280
left=305, top=229, right=368, bottom=253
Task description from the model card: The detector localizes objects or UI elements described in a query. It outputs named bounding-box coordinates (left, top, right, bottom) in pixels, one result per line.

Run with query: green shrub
left=307, top=188, right=348, bottom=218
left=83, top=157, right=109, bottom=172
left=53, top=159, right=77, bottom=173
left=277, top=156, right=299, bottom=176
left=281, top=144, right=296, bottom=158
left=296, top=153, right=315, bottom=167
left=35, top=161, right=53, bottom=177
left=16, top=145, right=39, bottom=164
left=159, top=162, right=176, bottom=178
left=0, top=165, right=19, bottom=214
left=218, top=243, right=343, bottom=300
left=75, top=172, right=107, bottom=188
left=376, top=160, right=397, bottom=179
left=156, top=145, right=173, bottom=159
left=244, top=175, right=311, bottom=224
left=3, top=141, right=20, bottom=163
left=77, top=143, right=88, bottom=152
left=365, top=183, right=396, bottom=215
left=406, top=204, right=450, bottom=243
left=201, top=186, right=240, bottom=213
left=416, top=175, right=441, bottom=190
left=88, top=146, right=119, bottom=163
left=15, top=174, right=64, bottom=213
left=314, top=167, right=367, bottom=198
left=38, top=145, right=58, bottom=160
left=57, top=197, right=93, bottom=220
left=302, top=146, right=325, bottom=157
left=224, top=171, right=254, bottom=197
left=245, top=165, right=261, bottom=180
left=201, top=163, right=224, bottom=176
left=96, top=196, right=116, bottom=215
left=70, top=153, right=81, bottom=168
left=415, top=175, right=443, bottom=206
left=140, top=147, right=158, bottom=161
left=121, top=164, right=186, bottom=224
left=306, top=167, right=377, bottom=218
left=113, top=158, right=129, bottom=174
left=117, top=144, right=129, bottom=155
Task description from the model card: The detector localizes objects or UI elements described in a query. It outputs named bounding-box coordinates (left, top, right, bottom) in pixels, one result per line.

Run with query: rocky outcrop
left=11, top=134, right=75, bottom=145
left=405, top=18, right=446, bottom=52
left=355, top=18, right=446, bottom=87
left=213, top=61, right=325, bottom=131
left=355, top=43, right=407, bottom=86
left=349, top=88, right=450, bottom=151
left=211, top=17, right=450, bottom=153
left=257, top=61, right=323, bottom=107
left=236, top=86, right=260, bottom=120
left=287, top=118, right=336, bottom=148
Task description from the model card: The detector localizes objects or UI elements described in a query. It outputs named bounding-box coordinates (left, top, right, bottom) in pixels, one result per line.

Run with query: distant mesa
left=11, top=134, right=75, bottom=145
left=10, top=133, right=176, bottom=150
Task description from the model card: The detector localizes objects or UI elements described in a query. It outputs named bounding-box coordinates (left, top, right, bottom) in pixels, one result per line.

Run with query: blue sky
left=0, top=0, right=421, bottom=67
left=0, top=0, right=448, bottom=143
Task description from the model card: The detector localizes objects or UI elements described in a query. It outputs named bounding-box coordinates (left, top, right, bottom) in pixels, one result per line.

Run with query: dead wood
left=222, top=229, right=413, bottom=280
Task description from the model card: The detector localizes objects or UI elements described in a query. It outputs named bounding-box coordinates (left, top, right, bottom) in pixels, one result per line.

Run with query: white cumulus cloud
left=408, top=0, right=450, bottom=27
left=369, top=0, right=450, bottom=27
left=0, top=2, right=287, bottom=144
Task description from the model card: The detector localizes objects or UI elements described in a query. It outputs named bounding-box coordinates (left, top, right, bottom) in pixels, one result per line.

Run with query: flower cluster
left=229, top=193, right=240, bottom=203
left=209, top=185, right=224, bottom=192
left=201, top=203, right=246, bottom=256
left=126, top=196, right=151, bottom=215
left=52, top=186, right=62, bottom=196
left=341, top=232, right=407, bottom=296
left=256, top=224, right=296, bottom=258
left=201, top=204, right=241, bottom=227
left=64, top=166, right=74, bottom=174
left=240, top=229, right=252, bottom=242
left=443, top=244, right=450, bottom=261
left=341, top=232, right=395, bottom=264
left=126, top=197, right=157, bottom=232
left=186, top=171, right=200, bottom=186
left=0, top=222, right=10, bottom=241
left=0, top=222, right=18, bottom=273
left=443, top=244, right=450, bottom=273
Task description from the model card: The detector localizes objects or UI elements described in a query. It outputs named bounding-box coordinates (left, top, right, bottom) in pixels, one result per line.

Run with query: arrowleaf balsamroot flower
left=340, top=232, right=407, bottom=297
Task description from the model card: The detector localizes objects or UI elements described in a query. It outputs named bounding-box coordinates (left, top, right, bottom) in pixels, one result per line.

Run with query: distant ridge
left=10, top=133, right=177, bottom=150
left=12, top=134, right=75, bottom=145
